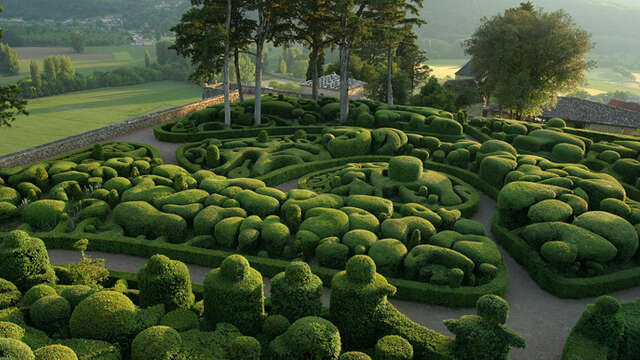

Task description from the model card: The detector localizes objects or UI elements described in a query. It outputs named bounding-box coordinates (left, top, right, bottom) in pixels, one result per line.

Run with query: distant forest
left=1, top=0, right=639, bottom=69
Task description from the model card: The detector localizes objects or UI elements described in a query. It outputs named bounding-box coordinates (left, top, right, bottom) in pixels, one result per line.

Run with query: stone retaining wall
left=0, top=93, right=237, bottom=169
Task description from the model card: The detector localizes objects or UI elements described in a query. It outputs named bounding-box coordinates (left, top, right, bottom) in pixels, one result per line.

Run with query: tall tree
left=325, top=0, right=374, bottom=123
left=223, top=0, right=231, bottom=126
left=282, top=0, right=333, bottom=100
left=43, top=57, right=57, bottom=82
left=0, top=43, right=19, bottom=75
left=71, top=31, right=85, bottom=53
left=30, top=61, right=41, bottom=90
left=395, top=31, right=429, bottom=94
left=0, top=5, right=28, bottom=127
left=464, top=1, right=595, bottom=118
left=144, top=50, right=151, bottom=67
left=229, top=2, right=253, bottom=101
left=247, top=0, right=290, bottom=125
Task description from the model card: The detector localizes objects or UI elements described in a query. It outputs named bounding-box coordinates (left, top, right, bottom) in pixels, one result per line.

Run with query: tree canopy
left=0, top=5, right=27, bottom=127
left=464, top=1, right=595, bottom=117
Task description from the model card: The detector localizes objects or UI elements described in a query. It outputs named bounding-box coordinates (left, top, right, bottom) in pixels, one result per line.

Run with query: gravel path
left=47, top=130, right=640, bottom=359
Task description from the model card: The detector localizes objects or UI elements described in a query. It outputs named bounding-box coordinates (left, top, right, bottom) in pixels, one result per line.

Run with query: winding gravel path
left=47, top=130, right=640, bottom=359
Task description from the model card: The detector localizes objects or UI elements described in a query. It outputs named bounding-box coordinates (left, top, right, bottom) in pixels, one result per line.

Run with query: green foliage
left=0, top=338, right=34, bottom=360
left=69, top=291, right=137, bottom=342
left=268, top=316, right=341, bottom=360
left=368, top=239, right=408, bottom=277
left=263, top=314, right=291, bottom=339
left=29, top=295, right=71, bottom=334
left=0, top=43, right=20, bottom=75
left=410, top=77, right=458, bottom=112
left=138, top=254, right=195, bottom=310
left=33, top=344, right=78, bottom=360
left=0, top=278, right=22, bottom=310
left=229, top=336, right=261, bottom=360
left=159, top=308, right=199, bottom=332
left=131, top=326, right=182, bottom=360
left=203, top=255, right=265, bottom=335
left=70, top=31, right=85, bottom=53
left=270, top=261, right=323, bottom=322
left=0, top=231, right=56, bottom=292
left=374, top=335, right=414, bottom=360
left=0, top=321, right=24, bottom=340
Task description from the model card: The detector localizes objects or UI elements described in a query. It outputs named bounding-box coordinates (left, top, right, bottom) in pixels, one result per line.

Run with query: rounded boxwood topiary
left=18, top=284, right=57, bottom=308
left=263, top=314, right=291, bottom=339
left=600, top=198, right=631, bottom=219
left=229, top=336, right=261, bottom=360
left=527, top=199, right=573, bottom=223
left=316, top=240, right=350, bottom=270
left=0, top=231, right=56, bottom=292
left=389, top=156, right=423, bottom=182
left=341, top=352, right=372, bottom=360
left=551, top=143, right=583, bottom=163
left=0, top=321, right=24, bottom=340
left=131, top=325, right=182, bottom=360
left=268, top=316, right=341, bottom=360
left=540, top=241, right=578, bottom=266
left=368, top=239, right=408, bottom=277
left=203, top=255, right=265, bottom=335
left=270, top=262, right=323, bottom=322
left=69, top=291, right=137, bottom=342
left=342, top=230, right=378, bottom=255
left=0, top=278, right=22, bottom=309
left=476, top=294, right=509, bottom=325
left=33, top=344, right=78, bottom=360
left=0, top=338, right=34, bottom=360
left=30, top=295, right=71, bottom=334
left=374, top=335, right=413, bottom=360
left=159, top=308, right=199, bottom=332
left=59, top=285, right=93, bottom=309
left=546, top=118, right=566, bottom=128
left=137, top=254, right=195, bottom=311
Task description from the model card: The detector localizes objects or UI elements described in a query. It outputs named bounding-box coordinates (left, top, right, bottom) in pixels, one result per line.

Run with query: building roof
left=542, top=96, right=640, bottom=128
left=455, top=61, right=476, bottom=78
left=299, top=73, right=366, bottom=90
left=608, top=99, right=640, bottom=112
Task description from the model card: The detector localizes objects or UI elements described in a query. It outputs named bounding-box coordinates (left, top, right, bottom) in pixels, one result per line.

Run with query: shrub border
left=36, top=230, right=507, bottom=308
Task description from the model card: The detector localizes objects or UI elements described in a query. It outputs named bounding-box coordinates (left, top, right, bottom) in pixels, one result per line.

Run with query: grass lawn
left=0, top=81, right=202, bottom=156
left=0, top=45, right=156, bottom=85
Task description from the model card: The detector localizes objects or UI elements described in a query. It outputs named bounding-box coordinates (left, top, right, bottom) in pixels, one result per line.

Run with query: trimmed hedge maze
left=0, top=239, right=524, bottom=360
left=0, top=136, right=507, bottom=307
left=154, top=94, right=465, bottom=142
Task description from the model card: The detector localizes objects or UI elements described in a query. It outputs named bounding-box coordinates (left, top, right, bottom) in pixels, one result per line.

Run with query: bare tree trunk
left=386, top=46, right=393, bottom=105
left=254, top=38, right=264, bottom=125
left=234, top=47, right=243, bottom=102
left=311, top=45, right=319, bottom=101
left=339, top=44, right=350, bottom=123
left=223, top=0, right=231, bottom=127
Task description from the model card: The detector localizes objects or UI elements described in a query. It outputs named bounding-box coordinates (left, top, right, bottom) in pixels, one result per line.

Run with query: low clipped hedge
left=34, top=230, right=506, bottom=307
left=491, top=217, right=640, bottom=298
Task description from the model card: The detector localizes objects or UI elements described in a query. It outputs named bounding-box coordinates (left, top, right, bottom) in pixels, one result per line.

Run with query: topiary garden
left=2, top=96, right=640, bottom=358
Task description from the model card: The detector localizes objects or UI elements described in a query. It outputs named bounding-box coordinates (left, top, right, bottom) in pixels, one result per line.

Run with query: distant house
left=299, top=73, right=366, bottom=98
left=608, top=99, right=640, bottom=113
left=542, top=96, right=640, bottom=135
left=455, top=61, right=477, bottom=81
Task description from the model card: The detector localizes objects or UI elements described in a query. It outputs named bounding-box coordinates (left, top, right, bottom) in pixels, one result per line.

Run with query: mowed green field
left=0, top=81, right=202, bottom=156
left=0, top=45, right=156, bottom=85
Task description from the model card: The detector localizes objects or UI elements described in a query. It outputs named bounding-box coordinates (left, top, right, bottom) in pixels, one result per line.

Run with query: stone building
left=299, top=73, right=366, bottom=98
left=542, top=96, right=640, bottom=135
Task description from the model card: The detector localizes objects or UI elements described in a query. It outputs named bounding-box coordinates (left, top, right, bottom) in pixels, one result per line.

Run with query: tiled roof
left=608, top=99, right=640, bottom=112
left=543, top=96, right=640, bottom=128
left=455, top=61, right=476, bottom=77
left=299, top=73, right=366, bottom=90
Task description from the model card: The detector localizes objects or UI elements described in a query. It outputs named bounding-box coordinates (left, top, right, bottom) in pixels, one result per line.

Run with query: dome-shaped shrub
left=341, top=352, right=372, bottom=360
left=0, top=338, right=34, bottom=360
left=0, top=321, right=24, bottom=340
left=33, top=344, right=77, bottom=360
left=137, top=254, right=194, bottom=310
left=18, top=284, right=57, bottom=308
left=270, top=262, right=323, bottom=322
left=268, top=316, right=341, bottom=360
left=374, top=335, right=414, bottom=360
left=0, top=278, right=22, bottom=309
left=69, top=291, right=137, bottom=342
left=0, top=231, right=56, bottom=292
left=131, top=325, right=182, bottom=360
left=30, top=295, right=71, bottom=334
left=159, top=308, right=199, bottom=332
left=59, top=285, right=93, bottom=308
left=203, top=255, right=264, bottom=335
left=368, top=239, right=408, bottom=277
left=263, top=314, right=290, bottom=339
left=229, top=336, right=261, bottom=360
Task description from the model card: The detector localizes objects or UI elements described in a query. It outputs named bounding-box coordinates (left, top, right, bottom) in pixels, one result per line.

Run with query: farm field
left=0, top=81, right=202, bottom=156
left=0, top=45, right=156, bottom=85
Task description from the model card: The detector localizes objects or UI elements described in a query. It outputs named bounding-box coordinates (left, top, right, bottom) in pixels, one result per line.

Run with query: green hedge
left=491, top=217, right=640, bottom=298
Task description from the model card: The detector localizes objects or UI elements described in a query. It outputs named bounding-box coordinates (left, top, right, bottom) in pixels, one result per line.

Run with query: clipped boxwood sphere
left=0, top=278, right=22, bottom=309
left=0, top=321, right=24, bottom=340
left=346, top=255, right=376, bottom=283
left=69, top=291, right=137, bottom=341
left=368, top=239, right=408, bottom=277
left=547, top=118, right=566, bottom=128
left=269, top=316, right=341, bottom=360
left=18, top=284, right=57, bottom=308
left=263, top=314, right=291, bottom=338
left=229, top=336, right=261, bottom=360
left=540, top=241, right=578, bottom=265
left=33, top=344, right=77, bottom=360
left=476, top=294, right=509, bottom=325
left=30, top=295, right=71, bottom=334
left=131, top=325, right=182, bottom=360
left=527, top=199, right=573, bottom=223
left=159, top=308, right=199, bottom=332
left=221, top=254, right=250, bottom=281
left=59, top=285, right=93, bottom=308
left=137, top=254, right=194, bottom=310
left=341, top=352, right=372, bottom=360
left=374, top=335, right=413, bottom=360
left=594, top=295, right=621, bottom=315
left=0, top=338, right=34, bottom=360
left=551, top=143, right=583, bottom=163
left=600, top=198, right=632, bottom=219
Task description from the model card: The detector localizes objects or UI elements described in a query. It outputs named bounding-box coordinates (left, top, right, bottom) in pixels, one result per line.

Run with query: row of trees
left=1, top=23, right=129, bottom=48
left=0, top=43, right=19, bottom=75
left=172, top=0, right=429, bottom=126
left=0, top=4, right=28, bottom=127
